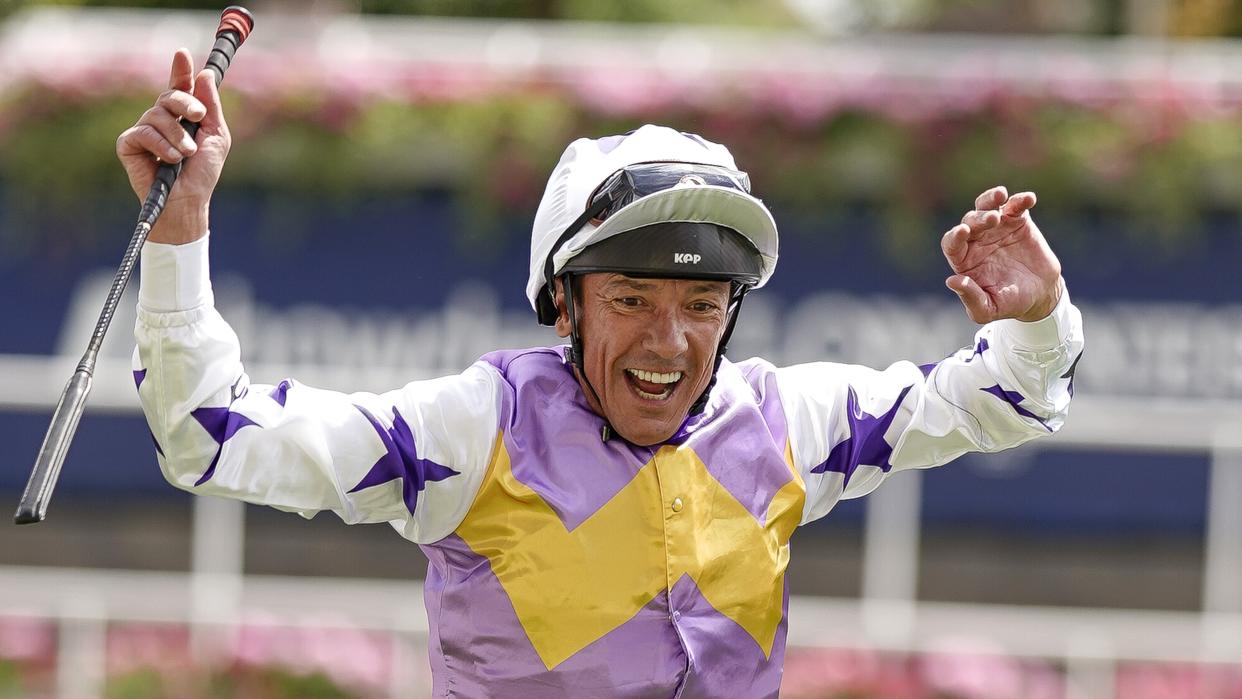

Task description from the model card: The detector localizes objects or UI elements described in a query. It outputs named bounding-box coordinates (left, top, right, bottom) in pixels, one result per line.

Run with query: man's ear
left=553, top=277, right=572, bottom=338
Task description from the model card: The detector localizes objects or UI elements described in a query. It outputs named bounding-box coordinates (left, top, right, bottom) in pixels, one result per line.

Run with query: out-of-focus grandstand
left=2, top=1, right=1242, bottom=697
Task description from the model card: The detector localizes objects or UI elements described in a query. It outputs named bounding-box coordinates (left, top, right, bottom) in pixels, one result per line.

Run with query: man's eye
left=690, top=302, right=717, bottom=313
left=618, top=297, right=642, bottom=307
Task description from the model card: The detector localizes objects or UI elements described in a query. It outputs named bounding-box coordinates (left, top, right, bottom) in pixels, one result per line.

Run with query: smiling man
left=124, top=51, right=1083, bottom=697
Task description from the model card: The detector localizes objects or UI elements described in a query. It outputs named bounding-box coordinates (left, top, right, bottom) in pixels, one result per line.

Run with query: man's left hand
left=941, top=186, right=1064, bottom=324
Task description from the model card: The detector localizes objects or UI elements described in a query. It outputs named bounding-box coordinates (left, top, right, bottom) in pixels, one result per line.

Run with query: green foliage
left=0, top=88, right=145, bottom=253
left=3, top=79, right=1241, bottom=261
left=207, top=666, right=364, bottom=699
left=104, top=668, right=165, bottom=699
left=0, top=660, right=26, bottom=699
left=103, top=665, right=366, bottom=699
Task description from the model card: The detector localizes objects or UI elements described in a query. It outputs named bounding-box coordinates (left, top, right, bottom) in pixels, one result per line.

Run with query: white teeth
left=635, top=387, right=673, bottom=401
left=626, top=369, right=683, bottom=384
left=625, top=368, right=680, bottom=401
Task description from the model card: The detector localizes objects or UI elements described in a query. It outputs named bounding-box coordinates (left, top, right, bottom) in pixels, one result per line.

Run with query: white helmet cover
left=526, top=124, right=779, bottom=322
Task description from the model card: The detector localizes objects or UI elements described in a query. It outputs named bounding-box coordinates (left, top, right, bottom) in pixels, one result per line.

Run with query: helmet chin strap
left=562, top=274, right=749, bottom=442
left=688, top=282, right=748, bottom=416
left=561, top=274, right=613, bottom=441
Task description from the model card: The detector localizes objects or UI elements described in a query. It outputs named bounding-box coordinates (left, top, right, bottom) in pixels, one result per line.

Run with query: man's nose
left=643, top=309, right=690, bottom=358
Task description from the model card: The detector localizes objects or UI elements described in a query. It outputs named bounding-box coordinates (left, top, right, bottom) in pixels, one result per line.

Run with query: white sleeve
left=778, top=291, right=1084, bottom=525
left=132, top=235, right=499, bottom=544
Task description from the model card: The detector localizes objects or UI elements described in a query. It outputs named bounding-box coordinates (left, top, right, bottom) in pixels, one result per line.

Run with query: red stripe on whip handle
left=217, top=6, right=254, bottom=43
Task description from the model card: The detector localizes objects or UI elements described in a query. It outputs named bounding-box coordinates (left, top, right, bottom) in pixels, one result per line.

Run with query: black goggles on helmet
left=537, top=162, right=755, bottom=324
left=584, top=162, right=752, bottom=226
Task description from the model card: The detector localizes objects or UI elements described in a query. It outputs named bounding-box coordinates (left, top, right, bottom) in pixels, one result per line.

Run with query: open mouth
left=624, top=368, right=683, bottom=401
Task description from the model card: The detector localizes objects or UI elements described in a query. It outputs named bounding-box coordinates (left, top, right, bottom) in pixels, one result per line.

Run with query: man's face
left=555, top=273, right=732, bottom=446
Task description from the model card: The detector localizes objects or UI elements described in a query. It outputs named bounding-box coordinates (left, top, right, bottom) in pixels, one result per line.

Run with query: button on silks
left=671, top=497, right=684, bottom=512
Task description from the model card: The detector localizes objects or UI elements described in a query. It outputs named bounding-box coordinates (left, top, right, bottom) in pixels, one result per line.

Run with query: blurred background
left=2, top=0, right=1242, bottom=697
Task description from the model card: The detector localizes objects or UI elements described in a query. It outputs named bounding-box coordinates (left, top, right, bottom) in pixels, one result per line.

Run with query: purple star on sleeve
left=1061, top=351, right=1083, bottom=397
left=981, top=385, right=1052, bottom=432
left=190, top=406, right=260, bottom=485
left=270, top=379, right=292, bottom=406
left=811, top=385, right=913, bottom=484
left=921, top=338, right=988, bottom=378
left=150, top=432, right=165, bottom=457
left=349, top=406, right=459, bottom=516
left=133, top=369, right=164, bottom=456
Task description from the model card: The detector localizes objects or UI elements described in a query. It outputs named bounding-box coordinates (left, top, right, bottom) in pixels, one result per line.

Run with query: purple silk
left=481, top=348, right=794, bottom=527
left=422, top=535, right=688, bottom=698
left=670, top=573, right=786, bottom=699
left=418, top=346, right=797, bottom=695
left=482, top=347, right=655, bottom=532
left=688, top=363, right=793, bottom=523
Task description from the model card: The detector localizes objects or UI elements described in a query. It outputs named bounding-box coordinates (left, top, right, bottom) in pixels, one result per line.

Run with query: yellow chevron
left=455, top=433, right=805, bottom=670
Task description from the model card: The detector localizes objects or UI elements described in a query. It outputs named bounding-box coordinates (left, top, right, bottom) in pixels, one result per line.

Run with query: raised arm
left=776, top=186, right=1084, bottom=524
left=124, top=53, right=498, bottom=543
left=132, top=248, right=499, bottom=541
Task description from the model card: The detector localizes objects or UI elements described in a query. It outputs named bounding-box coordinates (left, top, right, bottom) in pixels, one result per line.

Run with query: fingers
left=118, top=93, right=204, bottom=163
left=945, top=275, right=995, bottom=324
left=147, top=103, right=198, bottom=151
left=960, top=208, right=1001, bottom=230
left=1001, top=191, right=1036, bottom=217
left=940, top=223, right=969, bottom=267
left=161, top=48, right=207, bottom=125
left=116, top=49, right=225, bottom=211
left=962, top=186, right=1007, bottom=232
left=168, top=48, right=194, bottom=91
left=193, top=68, right=226, bottom=133
left=157, top=88, right=207, bottom=123
left=117, top=123, right=189, bottom=164
left=974, top=186, right=1008, bottom=211
left=959, top=187, right=1038, bottom=241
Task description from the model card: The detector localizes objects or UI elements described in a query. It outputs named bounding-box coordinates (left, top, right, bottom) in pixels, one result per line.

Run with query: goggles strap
left=689, top=283, right=749, bottom=416
left=543, top=192, right=616, bottom=311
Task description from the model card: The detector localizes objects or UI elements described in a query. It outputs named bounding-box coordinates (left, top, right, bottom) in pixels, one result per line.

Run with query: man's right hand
left=116, top=48, right=231, bottom=244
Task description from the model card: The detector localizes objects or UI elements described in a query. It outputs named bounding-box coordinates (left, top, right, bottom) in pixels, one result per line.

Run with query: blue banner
left=1, top=190, right=1235, bottom=533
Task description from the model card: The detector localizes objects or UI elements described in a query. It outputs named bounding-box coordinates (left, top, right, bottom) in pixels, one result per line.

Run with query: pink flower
left=233, top=615, right=392, bottom=694
left=0, top=616, right=55, bottom=662
left=105, top=623, right=193, bottom=676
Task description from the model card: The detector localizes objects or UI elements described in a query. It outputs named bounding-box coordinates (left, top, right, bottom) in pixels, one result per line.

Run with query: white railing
left=2, top=564, right=1240, bottom=698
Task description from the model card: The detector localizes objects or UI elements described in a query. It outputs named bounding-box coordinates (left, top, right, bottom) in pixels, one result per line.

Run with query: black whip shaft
left=15, top=7, right=254, bottom=526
